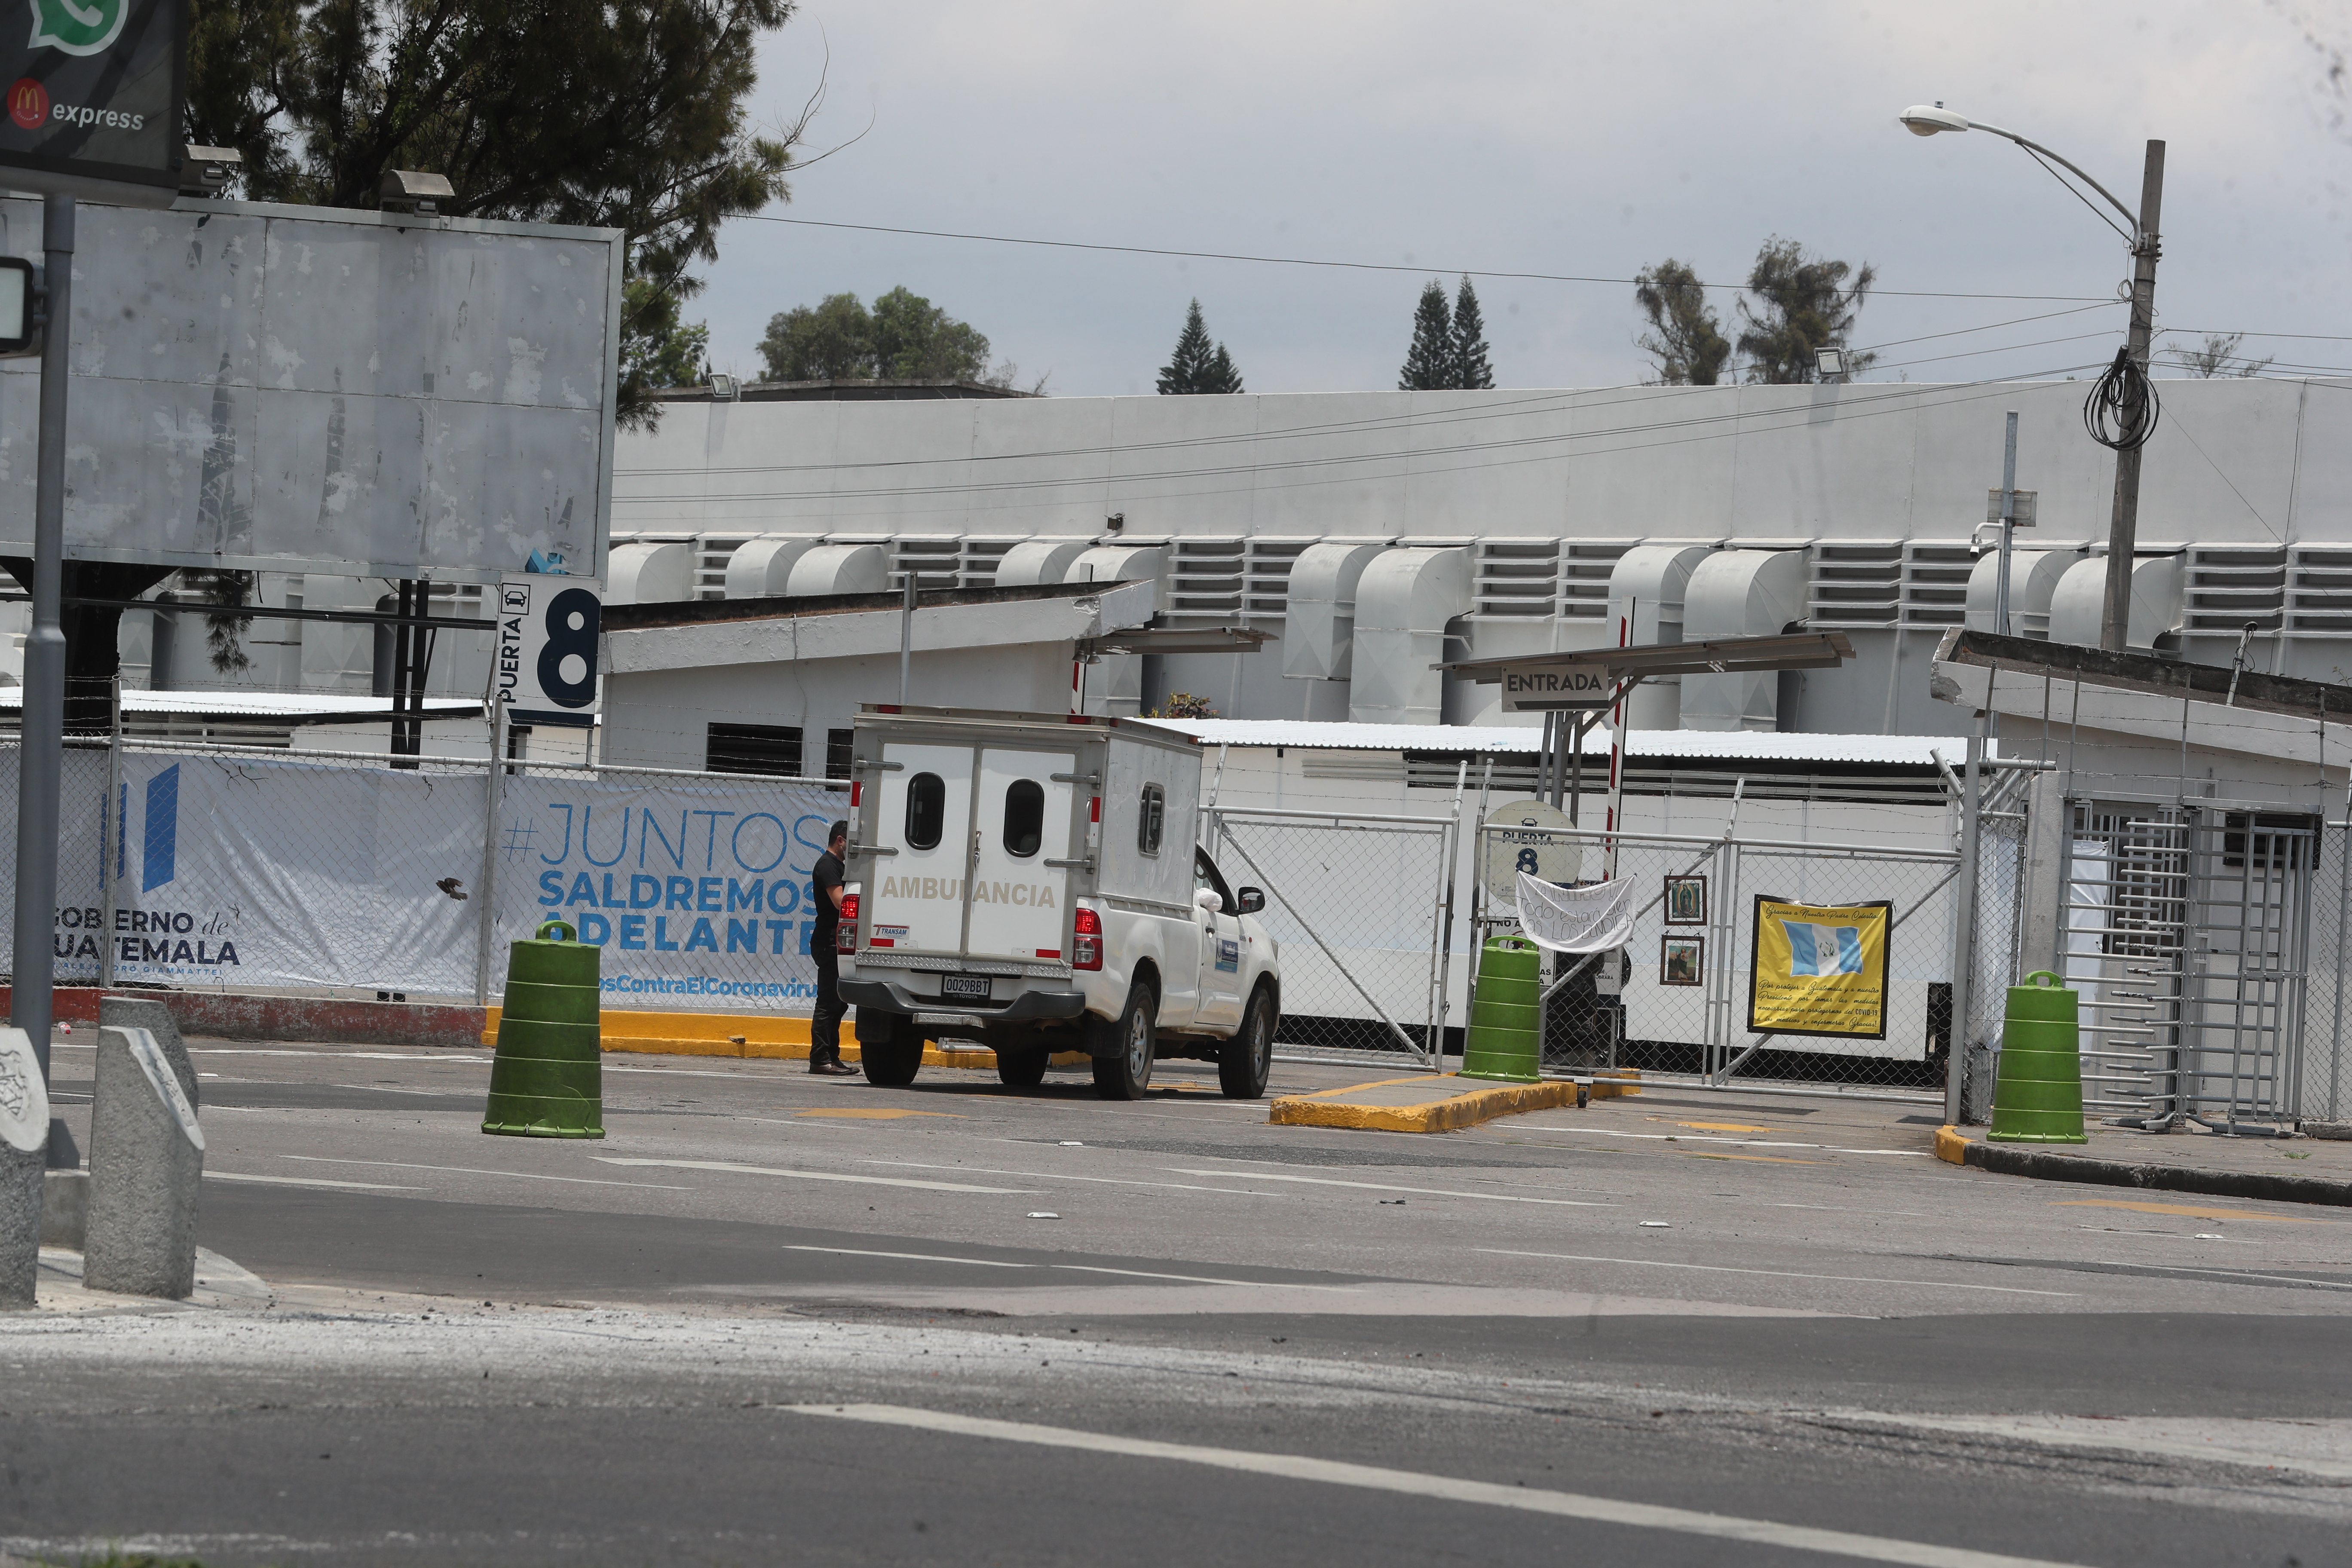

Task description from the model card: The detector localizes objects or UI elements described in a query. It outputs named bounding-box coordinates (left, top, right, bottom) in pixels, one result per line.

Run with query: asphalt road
left=6, top=1039, right=2349, bottom=1567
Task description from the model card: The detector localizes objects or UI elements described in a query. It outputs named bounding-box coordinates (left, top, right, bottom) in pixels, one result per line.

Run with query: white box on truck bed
left=835, top=705, right=1281, bottom=1100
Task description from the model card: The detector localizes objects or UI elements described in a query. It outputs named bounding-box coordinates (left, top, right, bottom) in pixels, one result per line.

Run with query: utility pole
left=1997, top=410, right=2019, bottom=636
left=2098, top=140, right=2165, bottom=652
left=10, top=193, right=73, bottom=1119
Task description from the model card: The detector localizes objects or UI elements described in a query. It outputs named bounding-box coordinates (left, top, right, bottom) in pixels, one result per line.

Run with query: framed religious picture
left=1663, top=873, right=1707, bottom=926
left=1660, top=934, right=1704, bottom=987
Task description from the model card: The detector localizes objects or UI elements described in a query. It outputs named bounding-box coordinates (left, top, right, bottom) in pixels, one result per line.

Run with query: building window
left=906, top=773, right=946, bottom=850
left=826, top=728, right=854, bottom=781
left=706, top=723, right=802, bottom=777
left=1138, top=783, right=1165, bottom=855
left=1002, top=779, right=1044, bottom=858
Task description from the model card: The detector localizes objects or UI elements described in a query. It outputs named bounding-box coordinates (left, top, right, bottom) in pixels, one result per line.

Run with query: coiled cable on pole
left=2082, top=346, right=2159, bottom=452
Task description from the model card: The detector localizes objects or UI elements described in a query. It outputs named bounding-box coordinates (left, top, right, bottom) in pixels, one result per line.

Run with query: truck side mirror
left=1236, top=887, right=1265, bottom=914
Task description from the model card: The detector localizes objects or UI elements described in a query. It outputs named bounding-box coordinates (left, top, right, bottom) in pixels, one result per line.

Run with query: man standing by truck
left=809, top=820, right=857, bottom=1076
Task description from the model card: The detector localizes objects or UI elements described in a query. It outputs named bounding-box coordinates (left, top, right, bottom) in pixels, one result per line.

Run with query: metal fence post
left=98, top=677, right=122, bottom=988
left=473, top=703, right=508, bottom=1007
left=1945, top=730, right=1987, bottom=1125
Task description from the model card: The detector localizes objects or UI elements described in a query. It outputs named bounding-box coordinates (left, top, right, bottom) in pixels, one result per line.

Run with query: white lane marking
left=2089, top=1261, right=2352, bottom=1291
left=1516, top=1127, right=1933, bottom=1159
left=187, top=1049, right=489, bottom=1062
left=784, top=1244, right=1030, bottom=1269
left=780, top=1244, right=1359, bottom=1292
left=1476, top=1249, right=2078, bottom=1298
left=597, top=1158, right=1035, bottom=1194
left=858, top=1159, right=1277, bottom=1197
left=1166, top=1169, right=1610, bottom=1207
left=1770, top=1204, right=1934, bottom=1219
left=206, top=1171, right=419, bottom=1192
left=280, top=1155, right=690, bottom=1191
left=785, top=1404, right=2086, bottom=1568
left=1831, top=1412, right=2352, bottom=1481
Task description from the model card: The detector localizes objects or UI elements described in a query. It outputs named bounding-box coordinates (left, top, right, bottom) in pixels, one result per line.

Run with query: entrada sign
left=0, top=0, right=186, bottom=205
left=1499, top=665, right=1618, bottom=713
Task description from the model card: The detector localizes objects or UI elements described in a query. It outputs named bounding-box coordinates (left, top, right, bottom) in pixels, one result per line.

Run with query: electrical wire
left=2082, top=347, right=2160, bottom=452
left=739, top=213, right=2117, bottom=303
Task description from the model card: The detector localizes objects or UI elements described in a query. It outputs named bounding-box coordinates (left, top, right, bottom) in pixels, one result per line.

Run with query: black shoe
left=809, top=1057, right=858, bottom=1076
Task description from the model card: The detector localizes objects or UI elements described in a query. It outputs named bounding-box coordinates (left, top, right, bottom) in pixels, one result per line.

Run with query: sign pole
left=11, top=192, right=71, bottom=1106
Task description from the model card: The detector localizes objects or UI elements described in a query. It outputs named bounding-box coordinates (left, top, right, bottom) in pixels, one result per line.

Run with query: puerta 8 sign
left=0, top=0, right=185, bottom=205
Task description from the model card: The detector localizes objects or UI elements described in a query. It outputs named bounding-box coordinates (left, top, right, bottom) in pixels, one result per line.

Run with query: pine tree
left=1633, top=259, right=1731, bottom=385
left=1452, top=276, right=1494, bottom=390
left=1398, top=281, right=1453, bottom=389
left=1158, top=300, right=1244, bottom=394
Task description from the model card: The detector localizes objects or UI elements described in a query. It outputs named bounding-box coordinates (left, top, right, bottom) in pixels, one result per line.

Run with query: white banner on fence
left=93, top=751, right=487, bottom=996
left=497, top=770, right=845, bottom=1010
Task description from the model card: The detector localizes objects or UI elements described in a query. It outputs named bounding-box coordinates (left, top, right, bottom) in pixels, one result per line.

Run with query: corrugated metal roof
left=0, top=690, right=481, bottom=720
left=1139, top=718, right=1974, bottom=766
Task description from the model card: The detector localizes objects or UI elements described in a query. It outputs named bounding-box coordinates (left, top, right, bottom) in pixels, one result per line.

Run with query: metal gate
left=2058, top=800, right=2315, bottom=1131
left=1206, top=801, right=1462, bottom=1069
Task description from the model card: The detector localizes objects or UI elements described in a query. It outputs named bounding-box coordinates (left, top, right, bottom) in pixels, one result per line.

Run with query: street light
left=1898, top=101, right=2164, bottom=654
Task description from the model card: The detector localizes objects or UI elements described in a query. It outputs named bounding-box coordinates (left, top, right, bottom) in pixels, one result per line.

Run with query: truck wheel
left=1092, top=982, right=1157, bottom=1101
left=1219, top=986, right=1277, bottom=1099
left=996, top=1047, right=1049, bottom=1087
left=858, top=1013, right=922, bottom=1087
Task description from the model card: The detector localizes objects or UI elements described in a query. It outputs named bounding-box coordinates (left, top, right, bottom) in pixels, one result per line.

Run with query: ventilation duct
left=1605, top=544, right=1715, bottom=729
left=1063, top=545, right=1167, bottom=717
left=785, top=543, right=889, bottom=597
left=723, top=536, right=824, bottom=598
left=2046, top=555, right=2184, bottom=649
left=1282, top=541, right=1388, bottom=680
left=1677, top=549, right=1807, bottom=732
left=993, top=538, right=1091, bottom=587
left=1963, top=549, right=2079, bottom=640
left=606, top=541, right=692, bottom=606
left=1347, top=547, right=1472, bottom=725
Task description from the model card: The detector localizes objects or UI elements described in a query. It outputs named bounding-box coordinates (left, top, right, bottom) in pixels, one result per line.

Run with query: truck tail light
left=1089, top=795, right=1101, bottom=824
left=836, top=893, right=859, bottom=954
left=1072, top=906, right=1103, bottom=971
left=850, top=779, right=862, bottom=807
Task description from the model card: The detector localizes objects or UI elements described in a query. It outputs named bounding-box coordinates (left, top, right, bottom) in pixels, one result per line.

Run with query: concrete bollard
left=98, top=996, right=198, bottom=1109
left=83, top=1026, right=205, bottom=1299
left=0, top=1028, right=48, bottom=1309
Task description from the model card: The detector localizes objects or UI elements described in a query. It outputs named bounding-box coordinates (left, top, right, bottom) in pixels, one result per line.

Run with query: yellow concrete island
left=1269, top=1071, right=1639, bottom=1134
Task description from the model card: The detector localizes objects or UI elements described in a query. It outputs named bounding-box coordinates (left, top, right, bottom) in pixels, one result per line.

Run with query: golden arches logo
left=7, top=78, right=45, bottom=132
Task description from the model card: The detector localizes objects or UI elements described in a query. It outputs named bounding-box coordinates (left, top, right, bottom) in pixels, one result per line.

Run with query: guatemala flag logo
left=1781, top=920, right=1863, bottom=977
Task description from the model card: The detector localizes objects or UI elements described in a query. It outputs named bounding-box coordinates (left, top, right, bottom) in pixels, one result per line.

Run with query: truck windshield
left=906, top=772, right=946, bottom=849
left=1003, top=779, right=1044, bottom=857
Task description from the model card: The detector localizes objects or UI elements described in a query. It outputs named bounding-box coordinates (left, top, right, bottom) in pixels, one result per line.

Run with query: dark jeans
left=811, top=942, right=847, bottom=1062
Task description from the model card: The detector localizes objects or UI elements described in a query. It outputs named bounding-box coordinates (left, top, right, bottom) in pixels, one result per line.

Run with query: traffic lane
left=5, top=1317, right=2343, bottom=1568
left=187, top=1148, right=2352, bottom=1327
left=173, top=1043, right=2352, bottom=1316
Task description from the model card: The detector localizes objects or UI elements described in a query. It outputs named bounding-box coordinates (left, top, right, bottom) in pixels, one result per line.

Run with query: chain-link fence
left=1206, top=805, right=1460, bottom=1069
left=2308, top=819, right=2351, bottom=1124
left=1472, top=826, right=1966, bottom=1101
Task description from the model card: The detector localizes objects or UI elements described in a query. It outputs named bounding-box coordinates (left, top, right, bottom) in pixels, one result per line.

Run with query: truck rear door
left=965, top=748, right=1076, bottom=962
left=866, top=741, right=974, bottom=956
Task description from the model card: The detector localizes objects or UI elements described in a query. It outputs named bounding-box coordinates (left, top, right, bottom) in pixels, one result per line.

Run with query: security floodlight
left=1899, top=103, right=1970, bottom=136
left=379, top=168, right=456, bottom=215
left=708, top=373, right=740, bottom=401
left=1815, top=346, right=1846, bottom=379
left=179, top=144, right=243, bottom=198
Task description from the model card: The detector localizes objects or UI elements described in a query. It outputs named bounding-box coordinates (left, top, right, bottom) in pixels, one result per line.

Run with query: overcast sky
left=685, top=0, right=2352, bottom=400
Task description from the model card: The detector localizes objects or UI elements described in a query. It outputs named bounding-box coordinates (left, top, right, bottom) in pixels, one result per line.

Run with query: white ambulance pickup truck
left=833, top=704, right=1281, bottom=1099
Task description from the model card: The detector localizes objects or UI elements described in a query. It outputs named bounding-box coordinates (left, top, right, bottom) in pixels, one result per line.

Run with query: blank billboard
left=0, top=195, right=619, bottom=584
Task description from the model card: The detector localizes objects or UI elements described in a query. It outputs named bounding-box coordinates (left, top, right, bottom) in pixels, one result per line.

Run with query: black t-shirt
left=811, top=849, right=845, bottom=944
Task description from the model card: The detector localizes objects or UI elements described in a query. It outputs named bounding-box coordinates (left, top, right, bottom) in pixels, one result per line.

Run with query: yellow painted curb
left=1935, top=1124, right=1970, bottom=1165
left=482, top=1008, right=1082, bottom=1072
left=1268, top=1074, right=1583, bottom=1134
left=1590, top=1069, right=1642, bottom=1099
